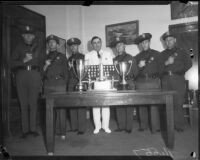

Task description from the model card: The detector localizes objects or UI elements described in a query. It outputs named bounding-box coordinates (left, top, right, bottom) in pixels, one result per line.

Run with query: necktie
left=97, top=51, right=101, bottom=59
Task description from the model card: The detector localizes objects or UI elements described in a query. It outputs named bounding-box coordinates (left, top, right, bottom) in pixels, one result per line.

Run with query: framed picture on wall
left=105, top=20, right=139, bottom=47
left=46, top=36, right=67, bottom=55
left=171, top=1, right=198, bottom=20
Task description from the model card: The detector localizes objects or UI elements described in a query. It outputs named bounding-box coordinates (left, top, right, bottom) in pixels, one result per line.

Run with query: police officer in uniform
left=112, top=37, right=138, bottom=133
left=159, top=31, right=192, bottom=132
left=11, top=25, right=45, bottom=138
left=67, top=38, right=86, bottom=135
left=134, top=33, right=161, bottom=133
left=43, top=34, right=69, bottom=139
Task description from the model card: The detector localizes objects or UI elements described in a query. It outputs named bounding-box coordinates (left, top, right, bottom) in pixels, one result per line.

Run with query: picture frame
left=105, top=20, right=139, bottom=47
left=170, top=1, right=198, bottom=20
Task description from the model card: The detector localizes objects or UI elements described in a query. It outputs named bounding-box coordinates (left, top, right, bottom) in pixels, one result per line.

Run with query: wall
left=24, top=5, right=171, bottom=55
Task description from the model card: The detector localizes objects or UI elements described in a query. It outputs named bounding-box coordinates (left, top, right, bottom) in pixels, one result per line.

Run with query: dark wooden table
left=44, top=90, right=175, bottom=155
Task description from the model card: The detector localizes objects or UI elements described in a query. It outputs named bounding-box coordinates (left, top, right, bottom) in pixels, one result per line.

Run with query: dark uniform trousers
left=161, top=74, right=186, bottom=129
left=114, top=53, right=138, bottom=131
left=68, top=53, right=86, bottom=132
left=135, top=77, right=161, bottom=132
left=44, top=80, right=67, bottom=135
left=16, top=70, right=41, bottom=133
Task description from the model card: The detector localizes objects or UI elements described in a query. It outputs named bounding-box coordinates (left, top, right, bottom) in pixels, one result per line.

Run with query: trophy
left=72, top=59, right=89, bottom=91
left=114, top=61, right=132, bottom=90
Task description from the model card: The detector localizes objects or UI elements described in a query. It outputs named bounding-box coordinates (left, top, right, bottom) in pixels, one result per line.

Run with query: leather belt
left=163, top=71, right=183, bottom=76
left=17, top=65, right=40, bottom=71
left=47, top=74, right=64, bottom=80
left=138, top=73, right=159, bottom=79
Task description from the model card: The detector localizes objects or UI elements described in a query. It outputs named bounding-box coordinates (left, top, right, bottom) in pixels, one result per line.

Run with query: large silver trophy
left=114, top=61, right=132, bottom=90
left=72, top=59, right=89, bottom=91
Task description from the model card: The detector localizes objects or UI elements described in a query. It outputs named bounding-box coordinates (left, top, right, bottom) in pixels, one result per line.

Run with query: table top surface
left=44, top=89, right=176, bottom=98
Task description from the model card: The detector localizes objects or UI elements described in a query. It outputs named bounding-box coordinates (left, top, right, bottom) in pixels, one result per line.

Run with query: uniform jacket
left=159, top=46, right=192, bottom=77
left=134, top=49, right=160, bottom=79
left=44, top=51, right=69, bottom=86
left=11, top=40, right=45, bottom=71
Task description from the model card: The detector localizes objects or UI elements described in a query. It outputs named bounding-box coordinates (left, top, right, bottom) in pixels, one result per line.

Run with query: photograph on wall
left=105, top=20, right=139, bottom=47
left=171, top=1, right=198, bottom=20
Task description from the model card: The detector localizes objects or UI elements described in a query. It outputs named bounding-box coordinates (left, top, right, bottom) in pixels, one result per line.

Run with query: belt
left=17, top=65, right=40, bottom=71
left=47, top=74, right=65, bottom=80
left=138, top=73, right=159, bottom=79
left=163, top=71, right=183, bottom=76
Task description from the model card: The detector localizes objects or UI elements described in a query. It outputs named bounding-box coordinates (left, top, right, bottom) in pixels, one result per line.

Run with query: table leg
left=46, top=98, right=54, bottom=155
left=165, top=95, right=175, bottom=149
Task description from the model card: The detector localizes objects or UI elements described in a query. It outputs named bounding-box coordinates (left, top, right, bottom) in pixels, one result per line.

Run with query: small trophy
left=114, top=61, right=132, bottom=90
left=72, top=59, right=89, bottom=91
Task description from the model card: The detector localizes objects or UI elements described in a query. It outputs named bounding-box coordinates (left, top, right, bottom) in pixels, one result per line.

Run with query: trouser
left=16, top=70, right=41, bottom=133
left=93, top=107, right=110, bottom=129
left=161, top=75, right=186, bottom=130
left=135, top=77, right=161, bottom=132
left=44, top=81, right=67, bottom=135
left=116, top=106, right=133, bottom=130
left=70, top=108, right=86, bottom=132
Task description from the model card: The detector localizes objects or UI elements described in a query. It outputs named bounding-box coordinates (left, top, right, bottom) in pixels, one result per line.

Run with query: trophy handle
left=114, top=61, right=120, bottom=75
left=126, top=60, right=132, bottom=76
left=72, top=59, right=79, bottom=80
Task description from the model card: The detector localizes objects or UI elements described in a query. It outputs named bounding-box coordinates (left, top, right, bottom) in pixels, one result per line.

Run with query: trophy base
left=75, top=84, right=87, bottom=91
left=117, top=84, right=129, bottom=90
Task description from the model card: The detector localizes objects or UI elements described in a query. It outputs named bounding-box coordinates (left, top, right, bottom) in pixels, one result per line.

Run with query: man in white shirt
left=85, top=36, right=114, bottom=134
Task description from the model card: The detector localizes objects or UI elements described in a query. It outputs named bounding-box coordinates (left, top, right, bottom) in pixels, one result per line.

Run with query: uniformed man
left=43, top=34, right=69, bottom=139
left=134, top=33, right=161, bottom=133
left=67, top=37, right=86, bottom=135
left=85, top=36, right=115, bottom=134
left=11, top=25, right=45, bottom=138
left=159, top=31, right=192, bottom=132
left=112, top=37, right=138, bottom=133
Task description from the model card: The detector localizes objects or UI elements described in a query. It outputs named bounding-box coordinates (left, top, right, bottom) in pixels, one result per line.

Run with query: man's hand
left=45, top=59, right=51, bottom=66
left=23, top=53, right=33, bottom=63
left=138, top=60, right=146, bottom=68
left=165, top=56, right=174, bottom=65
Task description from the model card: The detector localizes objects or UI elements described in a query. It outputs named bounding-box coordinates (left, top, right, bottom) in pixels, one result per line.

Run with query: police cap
left=46, top=34, right=59, bottom=44
left=67, top=38, right=81, bottom=46
left=21, top=25, right=36, bottom=35
left=134, top=33, right=152, bottom=44
left=111, top=37, right=126, bottom=47
left=162, top=31, right=176, bottom=40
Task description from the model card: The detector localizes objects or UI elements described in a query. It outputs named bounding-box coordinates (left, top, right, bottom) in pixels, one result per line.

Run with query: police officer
left=112, top=37, right=138, bottom=133
left=43, top=34, right=69, bottom=139
left=11, top=25, right=45, bottom=138
left=67, top=38, right=86, bottom=135
left=134, top=33, right=161, bottom=133
left=159, top=31, right=192, bottom=132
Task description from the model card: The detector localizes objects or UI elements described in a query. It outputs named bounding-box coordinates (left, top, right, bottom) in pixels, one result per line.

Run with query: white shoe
left=93, top=128, right=100, bottom=134
left=103, top=128, right=111, bottom=133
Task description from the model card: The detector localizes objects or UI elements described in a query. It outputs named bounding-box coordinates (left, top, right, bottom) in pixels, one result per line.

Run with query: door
left=1, top=5, right=46, bottom=141
left=169, top=21, right=198, bottom=90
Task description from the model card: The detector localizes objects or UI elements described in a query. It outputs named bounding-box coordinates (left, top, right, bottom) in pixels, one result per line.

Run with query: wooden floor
left=4, top=114, right=198, bottom=160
